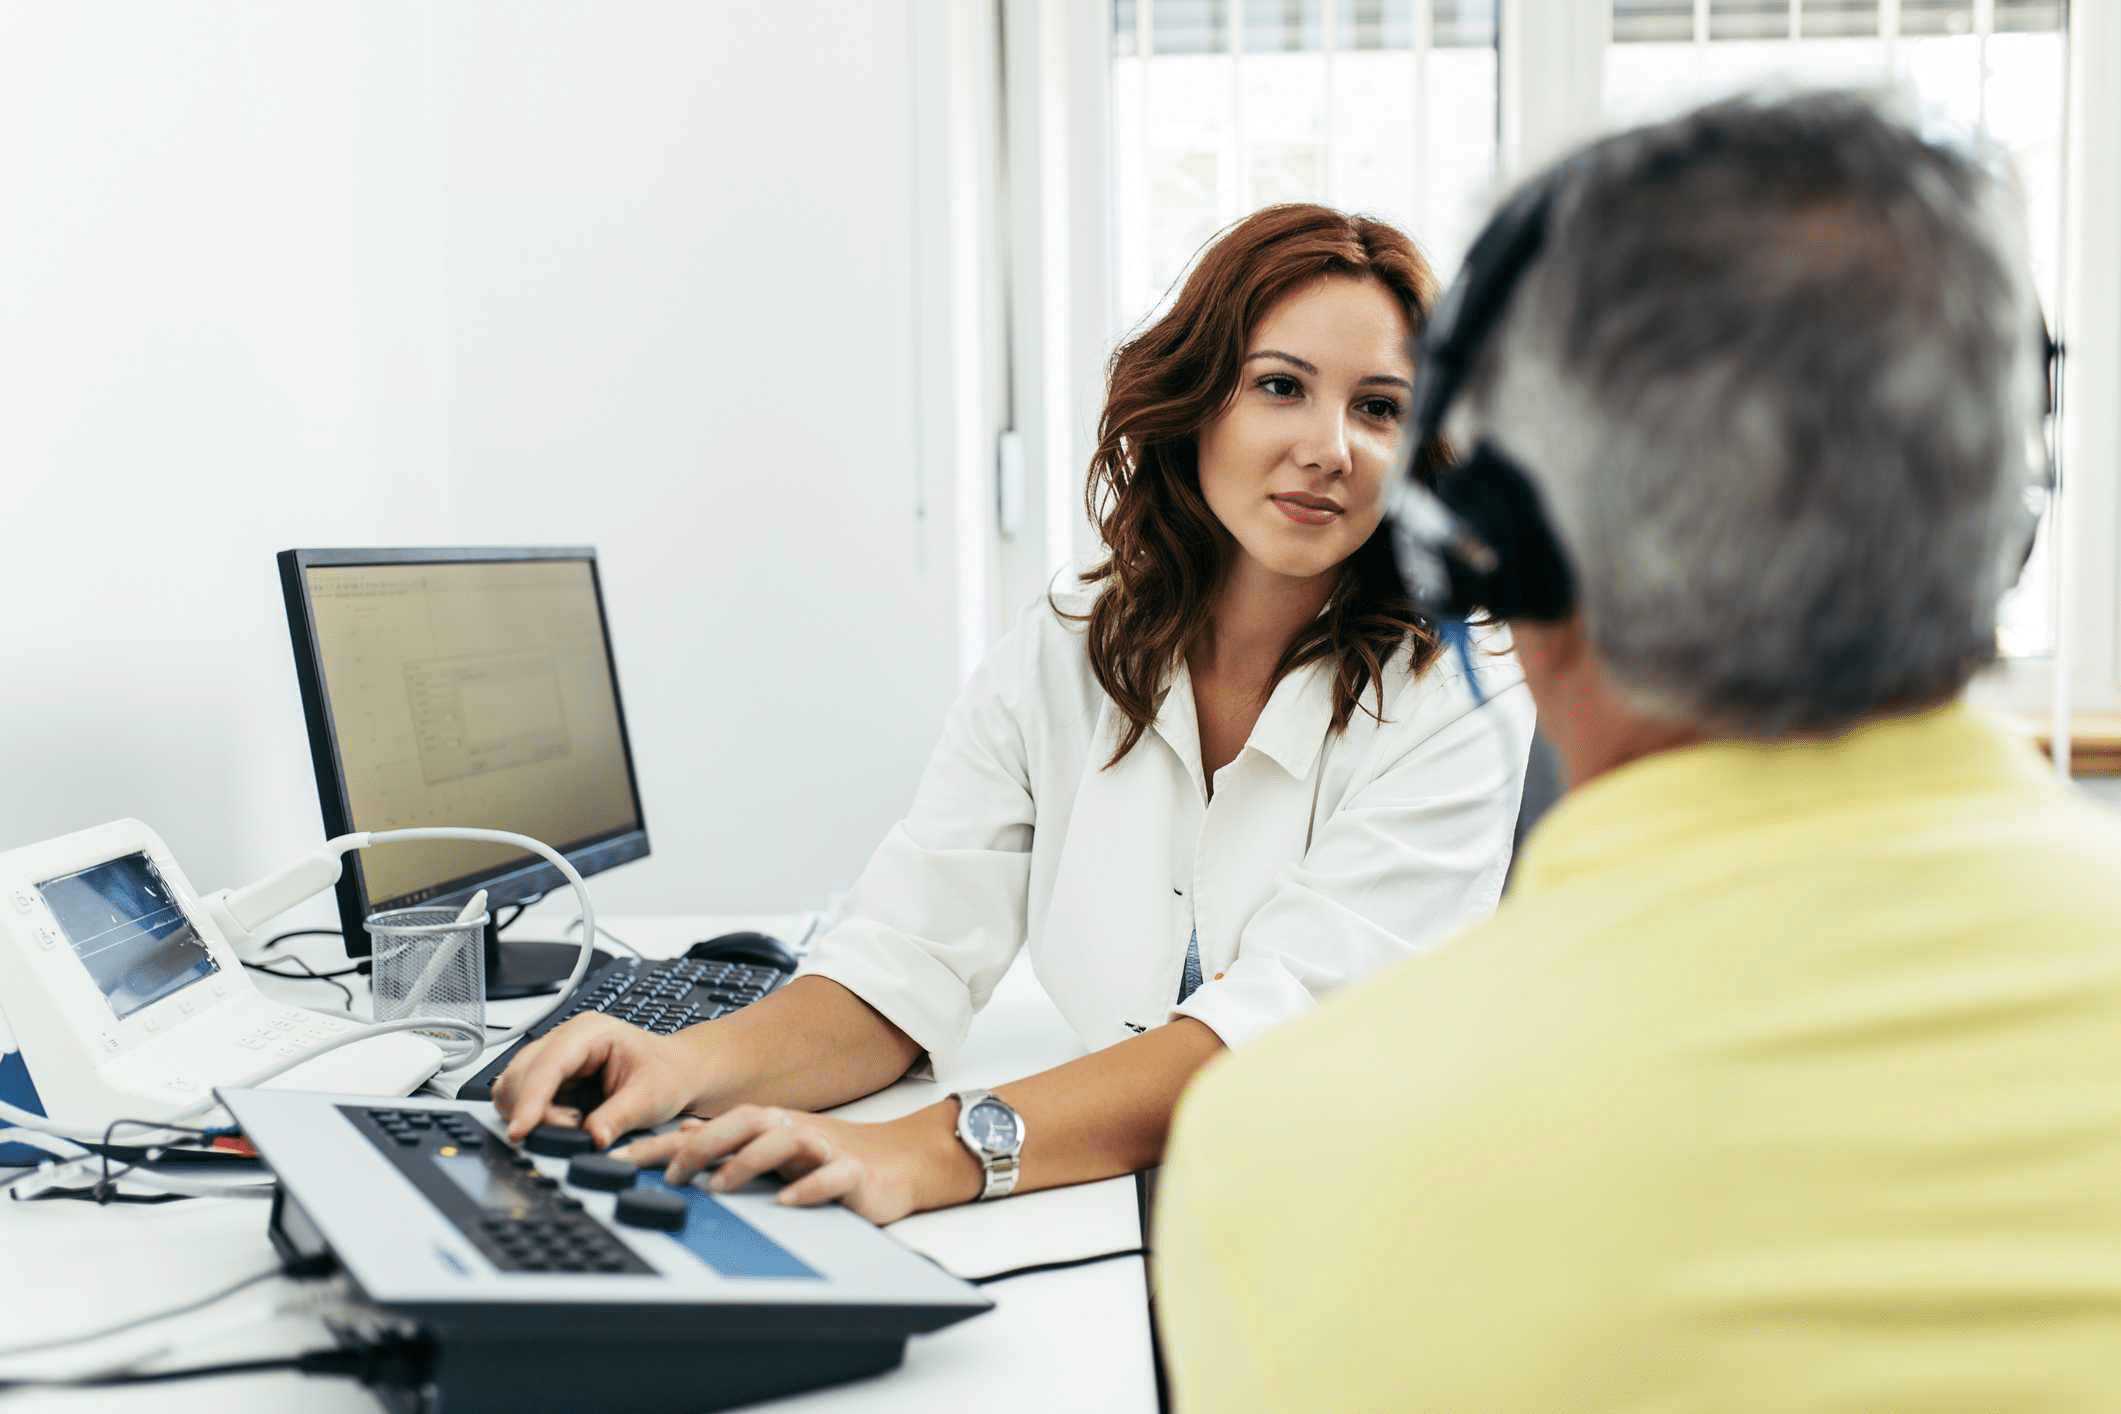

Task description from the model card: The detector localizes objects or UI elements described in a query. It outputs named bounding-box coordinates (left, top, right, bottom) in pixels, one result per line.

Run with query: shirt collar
left=1510, top=698, right=2055, bottom=893
left=1152, top=655, right=1338, bottom=786
left=1246, top=657, right=1338, bottom=779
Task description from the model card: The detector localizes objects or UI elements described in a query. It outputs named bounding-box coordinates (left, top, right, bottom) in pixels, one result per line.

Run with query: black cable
left=966, top=1246, right=1148, bottom=1285
left=92, top=1117, right=225, bottom=1205
left=0, top=1336, right=432, bottom=1392
left=494, top=902, right=530, bottom=933
left=258, top=926, right=343, bottom=954
left=5, top=1118, right=235, bottom=1206
left=244, top=960, right=363, bottom=979
left=241, top=957, right=357, bottom=1010
left=10, top=1183, right=189, bottom=1206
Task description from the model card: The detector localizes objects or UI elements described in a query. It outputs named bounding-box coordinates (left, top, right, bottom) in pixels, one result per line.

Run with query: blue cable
left=1440, top=616, right=1486, bottom=706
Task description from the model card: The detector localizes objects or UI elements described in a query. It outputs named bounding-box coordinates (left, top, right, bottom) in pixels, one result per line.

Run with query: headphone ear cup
left=1436, top=444, right=1576, bottom=622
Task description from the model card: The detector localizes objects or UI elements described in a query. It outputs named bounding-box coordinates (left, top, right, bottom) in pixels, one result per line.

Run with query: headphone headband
left=1386, top=172, right=1577, bottom=624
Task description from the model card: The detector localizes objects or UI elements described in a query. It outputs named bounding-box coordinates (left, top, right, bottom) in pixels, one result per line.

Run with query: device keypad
left=477, top=1212, right=638, bottom=1274
left=339, top=1103, right=822, bottom=1284
left=350, top=1106, right=658, bottom=1277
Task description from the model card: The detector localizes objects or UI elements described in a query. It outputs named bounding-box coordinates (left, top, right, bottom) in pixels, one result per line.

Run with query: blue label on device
left=0, top=1048, right=49, bottom=1166
left=642, top=1174, right=820, bottom=1281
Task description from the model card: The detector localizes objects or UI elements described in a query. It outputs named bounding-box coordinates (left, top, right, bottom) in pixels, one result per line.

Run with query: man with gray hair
left=1154, top=92, right=2121, bottom=1412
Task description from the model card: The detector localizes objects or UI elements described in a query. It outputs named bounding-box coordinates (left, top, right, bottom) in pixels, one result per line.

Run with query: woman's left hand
left=617, top=1104, right=969, bottom=1226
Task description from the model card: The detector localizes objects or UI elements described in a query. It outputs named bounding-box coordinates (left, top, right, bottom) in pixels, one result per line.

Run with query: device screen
left=434, top=1148, right=541, bottom=1216
left=38, top=853, right=219, bottom=1020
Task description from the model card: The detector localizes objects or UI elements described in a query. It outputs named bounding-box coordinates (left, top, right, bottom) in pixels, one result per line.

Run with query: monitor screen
left=279, top=548, right=650, bottom=973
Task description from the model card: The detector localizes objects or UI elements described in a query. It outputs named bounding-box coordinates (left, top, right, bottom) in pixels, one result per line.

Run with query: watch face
left=967, top=1100, right=1018, bottom=1152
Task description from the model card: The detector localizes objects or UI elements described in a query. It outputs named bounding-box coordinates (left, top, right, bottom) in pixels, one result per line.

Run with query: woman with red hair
left=494, top=204, right=1532, bottom=1219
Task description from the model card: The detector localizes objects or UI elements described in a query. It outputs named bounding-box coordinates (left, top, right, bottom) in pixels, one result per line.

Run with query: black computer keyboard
left=456, top=954, right=789, bottom=1101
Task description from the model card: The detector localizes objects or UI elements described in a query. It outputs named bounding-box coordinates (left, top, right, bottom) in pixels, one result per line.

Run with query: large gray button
left=567, top=1152, right=638, bottom=1192
left=614, top=1188, right=688, bottom=1232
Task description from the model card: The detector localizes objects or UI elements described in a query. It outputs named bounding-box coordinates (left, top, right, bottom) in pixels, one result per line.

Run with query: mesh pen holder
left=368, top=905, right=487, bottom=1039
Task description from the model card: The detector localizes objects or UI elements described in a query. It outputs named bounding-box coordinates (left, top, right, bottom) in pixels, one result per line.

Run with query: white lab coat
left=800, top=588, right=1532, bottom=1071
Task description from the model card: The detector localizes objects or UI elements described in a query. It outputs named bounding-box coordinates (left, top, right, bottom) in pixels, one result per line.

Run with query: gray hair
left=1461, top=91, right=2046, bottom=738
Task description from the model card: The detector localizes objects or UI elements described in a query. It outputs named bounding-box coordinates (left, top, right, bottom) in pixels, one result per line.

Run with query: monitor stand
left=483, top=920, right=606, bottom=1001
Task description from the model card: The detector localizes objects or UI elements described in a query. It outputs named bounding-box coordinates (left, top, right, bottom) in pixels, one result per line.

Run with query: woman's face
left=1195, top=274, right=1415, bottom=587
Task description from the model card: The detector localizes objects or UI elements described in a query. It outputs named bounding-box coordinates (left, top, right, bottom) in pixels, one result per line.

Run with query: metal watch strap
left=953, top=1087, right=1021, bottom=1202
left=978, top=1151, right=1019, bottom=1202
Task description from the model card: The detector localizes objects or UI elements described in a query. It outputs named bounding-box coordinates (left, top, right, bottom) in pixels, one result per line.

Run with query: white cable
left=0, top=1266, right=287, bottom=1362
left=100, top=1167, right=276, bottom=1199
left=0, top=1127, right=88, bottom=1162
left=561, top=914, right=643, bottom=959
left=5, top=1141, right=276, bottom=1201
left=0, top=825, right=593, bottom=1152
left=0, top=1012, right=486, bottom=1146
left=359, top=827, right=597, bottom=1053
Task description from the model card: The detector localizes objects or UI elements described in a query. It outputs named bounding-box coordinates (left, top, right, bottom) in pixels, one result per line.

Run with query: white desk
left=0, top=914, right=1160, bottom=1413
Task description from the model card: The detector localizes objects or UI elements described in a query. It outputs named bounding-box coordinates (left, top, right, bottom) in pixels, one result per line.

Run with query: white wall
left=0, top=2, right=968, bottom=921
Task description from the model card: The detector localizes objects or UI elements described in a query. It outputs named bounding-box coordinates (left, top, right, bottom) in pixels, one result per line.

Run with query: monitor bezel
left=277, top=545, right=652, bottom=959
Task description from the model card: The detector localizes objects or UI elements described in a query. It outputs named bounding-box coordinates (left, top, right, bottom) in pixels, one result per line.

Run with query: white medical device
left=0, top=818, right=444, bottom=1139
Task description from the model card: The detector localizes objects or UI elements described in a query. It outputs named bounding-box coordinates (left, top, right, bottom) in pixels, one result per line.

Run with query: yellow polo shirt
left=1156, top=701, right=2121, bottom=1413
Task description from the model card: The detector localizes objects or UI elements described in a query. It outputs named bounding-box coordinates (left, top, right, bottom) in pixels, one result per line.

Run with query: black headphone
left=1385, top=172, right=2061, bottom=624
left=1385, top=173, right=1576, bottom=624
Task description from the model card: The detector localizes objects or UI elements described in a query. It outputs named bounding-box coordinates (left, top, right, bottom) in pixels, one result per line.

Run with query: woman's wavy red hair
left=1066, top=203, right=1448, bottom=767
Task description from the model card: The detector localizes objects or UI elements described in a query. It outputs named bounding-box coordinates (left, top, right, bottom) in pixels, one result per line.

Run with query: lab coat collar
left=1152, top=655, right=1336, bottom=788
left=1246, top=657, right=1336, bottom=780
left=1151, top=664, right=1207, bottom=800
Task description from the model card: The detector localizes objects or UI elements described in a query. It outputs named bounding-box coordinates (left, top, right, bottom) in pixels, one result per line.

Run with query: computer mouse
left=683, top=931, right=798, bottom=973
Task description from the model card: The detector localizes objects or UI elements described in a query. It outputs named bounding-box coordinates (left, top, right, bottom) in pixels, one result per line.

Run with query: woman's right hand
left=490, top=1014, right=706, bottom=1149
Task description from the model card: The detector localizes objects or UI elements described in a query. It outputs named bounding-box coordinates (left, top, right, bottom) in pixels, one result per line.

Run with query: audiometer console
left=221, top=1087, right=991, bottom=1413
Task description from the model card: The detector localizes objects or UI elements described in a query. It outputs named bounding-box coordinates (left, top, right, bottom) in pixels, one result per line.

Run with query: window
left=1019, top=2, right=2110, bottom=710
left=1603, top=1, right=2071, bottom=659
left=1109, top=0, right=1502, bottom=334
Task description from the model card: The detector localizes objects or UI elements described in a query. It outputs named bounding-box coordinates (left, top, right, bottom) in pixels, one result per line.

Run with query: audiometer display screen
left=38, top=853, right=218, bottom=1020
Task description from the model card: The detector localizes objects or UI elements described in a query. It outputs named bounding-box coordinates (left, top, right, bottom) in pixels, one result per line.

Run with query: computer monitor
left=277, top=546, right=649, bottom=998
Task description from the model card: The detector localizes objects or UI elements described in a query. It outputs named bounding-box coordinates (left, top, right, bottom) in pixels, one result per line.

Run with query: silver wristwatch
left=951, top=1088, right=1024, bottom=1201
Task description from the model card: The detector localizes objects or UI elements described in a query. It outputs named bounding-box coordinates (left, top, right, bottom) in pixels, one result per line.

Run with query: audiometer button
left=567, top=1152, right=638, bottom=1192
left=524, top=1124, right=597, bottom=1158
left=614, top=1187, right=688, bottom=1232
